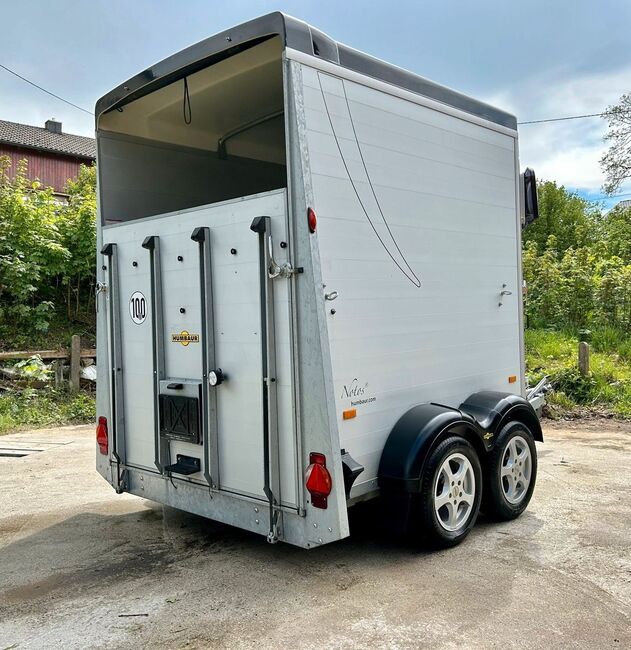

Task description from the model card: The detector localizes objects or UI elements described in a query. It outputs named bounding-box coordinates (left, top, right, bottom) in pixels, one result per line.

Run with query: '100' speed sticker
left=129, top=291, right=147, bottom=324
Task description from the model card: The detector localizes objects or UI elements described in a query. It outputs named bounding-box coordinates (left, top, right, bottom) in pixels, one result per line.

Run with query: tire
left=482, top=421, right=538, bottom=521
left=418, top=436, right=482, bottom=548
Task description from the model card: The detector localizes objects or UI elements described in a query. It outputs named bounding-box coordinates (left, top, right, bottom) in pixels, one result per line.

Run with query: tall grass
left=526, top=328, right=631, bottom=418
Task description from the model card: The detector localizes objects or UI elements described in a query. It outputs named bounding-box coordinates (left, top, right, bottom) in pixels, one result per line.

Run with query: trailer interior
left=97, top=37, right=286, bottom=224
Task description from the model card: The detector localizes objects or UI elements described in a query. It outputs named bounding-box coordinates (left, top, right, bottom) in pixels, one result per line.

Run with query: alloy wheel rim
left=501, top=435, right=532, bottom=504
left=433, top=452, right=476, bottom=532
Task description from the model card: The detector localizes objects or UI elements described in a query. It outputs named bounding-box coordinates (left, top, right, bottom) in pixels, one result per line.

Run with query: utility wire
left=2, top=60, right=627, bottom=128
left=519, top=110, right=631, bottom=125
left=0, top=62, right=93, bottom=115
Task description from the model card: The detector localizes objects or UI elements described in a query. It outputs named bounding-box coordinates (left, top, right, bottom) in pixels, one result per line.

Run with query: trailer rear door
left=100, top=189, right=298, bottom=508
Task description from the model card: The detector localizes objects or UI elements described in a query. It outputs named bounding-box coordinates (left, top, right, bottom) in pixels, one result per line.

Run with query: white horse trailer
left=95, top=13, right=543, bottom=548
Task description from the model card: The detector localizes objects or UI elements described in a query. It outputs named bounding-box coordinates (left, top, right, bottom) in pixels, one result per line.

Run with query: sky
left=1, top=0, right=630, bottom=208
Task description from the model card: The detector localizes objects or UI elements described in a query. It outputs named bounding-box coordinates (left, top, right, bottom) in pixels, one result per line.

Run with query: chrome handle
left=498, top=284, right=512, bottom=307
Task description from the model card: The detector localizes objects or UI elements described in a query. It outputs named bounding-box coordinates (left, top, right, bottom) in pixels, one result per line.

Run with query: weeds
left=526, top=328, right=631, bottom=419
left=0, top=387, right=95, bottom=435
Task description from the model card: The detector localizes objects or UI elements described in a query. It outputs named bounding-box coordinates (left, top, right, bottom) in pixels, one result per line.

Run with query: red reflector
left=96, top=416, right=109, bottom=455
left=307, top=207, right=317, bottom=233
left=305, top=451, right=332, bottom=509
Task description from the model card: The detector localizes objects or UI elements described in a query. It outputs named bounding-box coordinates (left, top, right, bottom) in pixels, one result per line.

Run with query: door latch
left=498, top=284, right=512, bottom=307
left=266, top=233, right=303, bottom=278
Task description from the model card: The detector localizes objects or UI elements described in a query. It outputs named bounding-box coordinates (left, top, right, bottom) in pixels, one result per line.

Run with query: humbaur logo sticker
left=171, top=331, right=200, bottom=346
left=129, top=291, right=147, bottom=325
left=341, top=378, right=376, bottom=407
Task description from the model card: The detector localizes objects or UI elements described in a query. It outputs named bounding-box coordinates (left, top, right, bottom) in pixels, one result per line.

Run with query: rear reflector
left=508, top=375, right=517, bottom=384
left=305, top=451, right=332, bottom=509
left=343, top=409, right=357, bottom=420
left=96, top=416, right=109, bottom=455
left=307, top=207, right=317, bottom=233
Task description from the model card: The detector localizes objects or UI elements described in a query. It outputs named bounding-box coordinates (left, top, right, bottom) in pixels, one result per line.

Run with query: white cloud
left=484, top=65, right=631, bottom=196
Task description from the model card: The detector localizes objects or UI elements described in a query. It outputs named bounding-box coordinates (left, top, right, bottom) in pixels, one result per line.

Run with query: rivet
left=318, top=538, right=323, bottom=543
left=254, top=507, right=259, bottom=513
left=330, top=309, right=336, bottom=315
left=313, top=522, right=318, bottom=528
left=328, top=527, right=332, bottom=532
left=255, top=519, right=259, bottom=524
left=230, top=248, right=237, bottom=255
left=102, top=265, right=107, bottom=271
left=177, top=255, right=183, bottom=262
left=280, top=241, right=287, bottom=248
left=180, top=307, right=186, bottom=314
left=132, top=261, right=138, bottom=267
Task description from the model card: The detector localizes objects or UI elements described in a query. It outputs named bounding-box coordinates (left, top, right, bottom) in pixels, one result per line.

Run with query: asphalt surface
left=1, top=420, right=630, bottom=649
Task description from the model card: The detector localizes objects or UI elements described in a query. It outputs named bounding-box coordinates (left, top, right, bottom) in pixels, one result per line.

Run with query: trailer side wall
left=293, top=60, right=522, bottom=497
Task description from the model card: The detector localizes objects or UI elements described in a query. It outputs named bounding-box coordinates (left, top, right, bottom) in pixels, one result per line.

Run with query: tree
left=600, top=93, right=631, bottom=195
left=522, top=181, right=599, bottom=254
left=0, top=157, right=96, bottom=343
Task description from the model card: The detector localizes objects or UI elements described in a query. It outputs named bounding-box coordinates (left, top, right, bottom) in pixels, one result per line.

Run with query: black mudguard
left=377, top=392, right=542, bottom=534
left=458, top=390, right=543, bottom=444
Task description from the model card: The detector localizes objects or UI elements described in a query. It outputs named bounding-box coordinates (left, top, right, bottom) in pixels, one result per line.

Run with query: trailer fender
left=458, top=391, right=543, bottom=445
left=377, top=403, right=487, bottom=534
left=378, top=403, right=486, bottom=495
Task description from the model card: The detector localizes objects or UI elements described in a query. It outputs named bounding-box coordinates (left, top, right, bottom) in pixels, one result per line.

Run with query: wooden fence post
left=70, top=335, right=81, bottom=392
left=578, top=341, right=590, bottom=376
left=52, top=360, right=64, bottom=388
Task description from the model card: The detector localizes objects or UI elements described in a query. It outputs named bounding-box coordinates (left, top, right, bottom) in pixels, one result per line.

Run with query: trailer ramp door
left=101, top=189, right=297, bottom=510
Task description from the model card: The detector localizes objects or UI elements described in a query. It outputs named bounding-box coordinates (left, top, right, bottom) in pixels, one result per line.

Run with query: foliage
left=0, top=157, right=96, bottom=346
left=523, top=182, right=631, bottom=331
left=600, top=92, right=631, bottom=195
left=0, top=387, right=95, bottom=435
left=522, top=180, right=600, bottom=254
left=526, top=329, right=631, bottom=419
left=13, top=355, right=51, bottom=381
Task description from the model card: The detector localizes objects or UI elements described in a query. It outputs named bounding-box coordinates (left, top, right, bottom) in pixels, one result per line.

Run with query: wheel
left=483, top=421, right=537, bottom=521
left=418, top=436, right=482, bottom=548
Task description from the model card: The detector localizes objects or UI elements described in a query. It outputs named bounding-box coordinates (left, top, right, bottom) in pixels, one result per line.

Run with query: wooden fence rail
left=0, top=348, right=96, bottom=361
left=0, top=336, right=96, bottom=391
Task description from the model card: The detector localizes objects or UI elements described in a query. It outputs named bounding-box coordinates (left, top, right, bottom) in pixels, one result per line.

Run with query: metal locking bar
left=141, top=235, right=168, bottom=474
left=100, top=242, right=127, bottom=492
left=191, top=227, right=220, bottom=490
left=250, top=216, right=282, bottom=543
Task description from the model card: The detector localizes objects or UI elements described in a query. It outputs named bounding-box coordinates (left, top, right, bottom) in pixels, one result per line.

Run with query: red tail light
left=307, top=207, right=317, bottom=233
left=96, top=416, right=109, bottom=455
left=305, top=452, right=332, bottom=509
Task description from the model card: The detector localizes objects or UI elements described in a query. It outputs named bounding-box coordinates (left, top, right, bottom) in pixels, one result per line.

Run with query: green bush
left=0, top=158, right=96, bottom=345
left=0, top=388, right=95, bottom=435
left=523, top=183, right=631, bottom=333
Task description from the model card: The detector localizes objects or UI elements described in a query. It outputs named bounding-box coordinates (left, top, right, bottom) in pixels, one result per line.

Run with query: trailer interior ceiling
left=97, top=37, right=286, bottom=224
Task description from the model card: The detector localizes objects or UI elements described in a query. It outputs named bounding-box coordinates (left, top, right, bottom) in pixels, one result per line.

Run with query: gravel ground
left=0, top=420, right=630, bottom=649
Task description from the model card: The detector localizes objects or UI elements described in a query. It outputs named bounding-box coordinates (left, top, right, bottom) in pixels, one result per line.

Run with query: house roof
left=0, top=119, right=96, bottom=159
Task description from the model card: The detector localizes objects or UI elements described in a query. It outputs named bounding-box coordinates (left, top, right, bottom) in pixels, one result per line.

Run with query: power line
left=587, top=191, right=631, bottom=201
left=0, top=62, right=93, bottom=116
left=518, top=112, right=605, bottom=125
